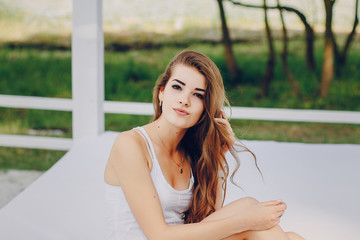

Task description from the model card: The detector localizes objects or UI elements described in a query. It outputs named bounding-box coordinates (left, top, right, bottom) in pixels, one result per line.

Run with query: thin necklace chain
left=156, top=125, right=184, bottom=174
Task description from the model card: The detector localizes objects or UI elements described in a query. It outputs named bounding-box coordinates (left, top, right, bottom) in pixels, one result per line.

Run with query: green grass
left=1, top=41, right=360, bottom=109
left=0, top=48, right=71, bottom=97
left=1, top=40, right=360, bottom=170
left=105, top=114, right=153, bottom=132
left=0, top=147, right=66, bottom=171
left=0, top=108, right=72, bottom=137
left=231, top=120, right=360, bottom=144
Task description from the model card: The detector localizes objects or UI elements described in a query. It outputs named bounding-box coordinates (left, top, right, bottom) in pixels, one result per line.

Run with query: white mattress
left=0, top=131, right=359, bottom=240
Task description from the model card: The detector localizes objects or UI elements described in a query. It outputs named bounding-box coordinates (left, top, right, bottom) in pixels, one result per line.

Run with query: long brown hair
left=152, top=50, right=258, bottom=223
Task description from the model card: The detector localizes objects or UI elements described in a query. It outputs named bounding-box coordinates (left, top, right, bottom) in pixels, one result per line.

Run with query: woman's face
left=159, top=64, right=206, bottom=129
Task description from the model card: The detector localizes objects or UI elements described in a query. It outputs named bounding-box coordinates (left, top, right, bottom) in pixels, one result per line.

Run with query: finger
left=220, top=111, right=227, bottom=119
left=215, top=118, right=232, bottom=130
left=275, top=207, right=286, bottom=218
left=273, top=219, right=280, bottom=226
left=215, top=119, right=235, bottom=135
left=262, top=200, right=283, bottom=206
left=215, top=118, right=230, bottom=126
left=274, top=202, right=287, bottom=212
left=266, top=219, right=280, bottom=230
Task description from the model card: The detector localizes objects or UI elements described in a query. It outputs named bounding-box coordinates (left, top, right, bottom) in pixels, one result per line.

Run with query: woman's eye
left=172, top=84, right=181, bottom=90
left=194, top=93, right=204, bottom=99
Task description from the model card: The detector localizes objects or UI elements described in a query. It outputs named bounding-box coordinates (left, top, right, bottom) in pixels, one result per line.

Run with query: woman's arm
left=107, top=132, right=284, bottom=240
left=107, top=132, right=243, bottom=240
left=205, top=176, right=286, bottom=231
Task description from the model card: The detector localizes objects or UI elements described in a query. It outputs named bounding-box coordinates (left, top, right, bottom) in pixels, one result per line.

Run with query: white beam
left=0, top=95, right=72, bottom=111
left=0, top=94, right=359, bottom=124
left=103, top=101, right=360, bottom=124
left=72, top=0, right=104, bottom=142
left=0, top=134, right=73, bottom=151
left=104, top=101, right=154, bottom=115
left=226, top=107, right=360, bottom=124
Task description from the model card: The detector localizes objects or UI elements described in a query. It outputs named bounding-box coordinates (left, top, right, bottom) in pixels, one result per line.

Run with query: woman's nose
left=178, top=93, right=190, bottom=106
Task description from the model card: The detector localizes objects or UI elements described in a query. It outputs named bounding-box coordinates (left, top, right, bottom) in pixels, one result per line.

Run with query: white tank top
left=105, top=127, right=194, bottom=239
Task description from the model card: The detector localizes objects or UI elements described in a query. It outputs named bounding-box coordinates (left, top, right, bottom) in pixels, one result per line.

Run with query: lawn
left=0, top=39, right=359, bottom=170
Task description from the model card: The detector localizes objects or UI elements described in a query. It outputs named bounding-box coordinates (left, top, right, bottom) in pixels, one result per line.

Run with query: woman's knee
left=233, top=197, right=258, bottom=207
left=242, top=225, right=290, bottom=240
left=227, top=197, right=259, bottom=212
left=286, top=231, right=305, bottom=240
left=243, top=197, right=258, bottom=203
left=235, top=197, right=259, bottom=205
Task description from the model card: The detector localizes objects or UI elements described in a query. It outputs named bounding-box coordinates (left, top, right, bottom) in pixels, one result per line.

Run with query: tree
left=319, top=0, right=336, bottom=97
left=320, top=0, right=358, bottom=96
left=259, top=0, right=275, bottom=97
left=226, top=0, right=315, bottom=71
left=338, top=0, right=359, bottom=66
left=216, top=0, right=240, bottom=82
left=277, top=0, right=300, bottom=96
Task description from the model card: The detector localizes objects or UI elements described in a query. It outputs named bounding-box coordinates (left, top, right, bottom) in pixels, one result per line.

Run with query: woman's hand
left=202, top=197, right=287, bottom=235
left=240, top=200, right=287, bottom=231
left=215, top=111, right=236, bottom=153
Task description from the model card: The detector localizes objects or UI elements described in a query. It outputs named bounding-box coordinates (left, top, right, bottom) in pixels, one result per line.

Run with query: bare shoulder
left=105, top=129, right=149, bottom=185
left=109, top=129, right=148, bottom=165
left=113, top=129, right=143, bottom=150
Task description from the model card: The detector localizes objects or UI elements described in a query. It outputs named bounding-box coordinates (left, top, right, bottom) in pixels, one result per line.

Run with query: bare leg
left=223, top=225, right=290, bottom=240
left=286, top=232, right=305, bottom=240
left=222, top=225, right=305, bottom=240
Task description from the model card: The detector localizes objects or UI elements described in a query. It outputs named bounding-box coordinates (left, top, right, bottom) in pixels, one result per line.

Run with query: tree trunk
left=320, top=0, right=336, bottom=97
left=259, top=0, right=275, bottom=97
left=277, top=0, right=300, bottom=96
left=226, top=0, right=315, bottom=71
left=280, top=5, right=316, bottom=71
left=304, top=16, right=316, bottom=71
left=216, top=0, right=239, bottom=82
left=339, top=0, right=359, bottom=65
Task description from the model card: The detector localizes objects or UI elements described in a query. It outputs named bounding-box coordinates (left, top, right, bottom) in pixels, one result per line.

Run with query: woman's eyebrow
left=173, top=79, right=186, bottom=85
left=172, top=79, right=205, bottom=92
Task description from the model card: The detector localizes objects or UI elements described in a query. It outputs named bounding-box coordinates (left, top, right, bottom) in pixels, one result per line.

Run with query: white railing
left=0, top=0, right=105, bottom=151
left=3, top=95, right=360, bottom=123
left=1, top=0, right=359, bottom=151
left=1, top=94, right=359, bottom=150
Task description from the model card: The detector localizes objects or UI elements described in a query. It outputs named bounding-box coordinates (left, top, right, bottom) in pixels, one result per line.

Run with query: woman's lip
left=174, top=108, right=189, bottom=116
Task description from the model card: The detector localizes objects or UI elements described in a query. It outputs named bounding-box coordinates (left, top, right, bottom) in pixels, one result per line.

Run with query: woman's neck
left=149, top=118, right=187, bottom=156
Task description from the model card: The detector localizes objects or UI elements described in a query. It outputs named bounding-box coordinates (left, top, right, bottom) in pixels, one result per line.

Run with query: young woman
left=104, top=50, right=304, bottom=240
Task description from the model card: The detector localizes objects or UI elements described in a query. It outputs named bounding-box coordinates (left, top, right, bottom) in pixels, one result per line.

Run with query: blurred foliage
left=1, top=39, right=359, bottom=170
left=0, top=147, right=65, bottom=170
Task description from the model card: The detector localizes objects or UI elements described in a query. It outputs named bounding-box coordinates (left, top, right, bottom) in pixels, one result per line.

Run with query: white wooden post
left=72, top=0, right=104, bottom=142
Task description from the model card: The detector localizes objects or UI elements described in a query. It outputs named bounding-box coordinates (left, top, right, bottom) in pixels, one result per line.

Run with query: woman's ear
left=158, top=86, right=165, bottom=102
